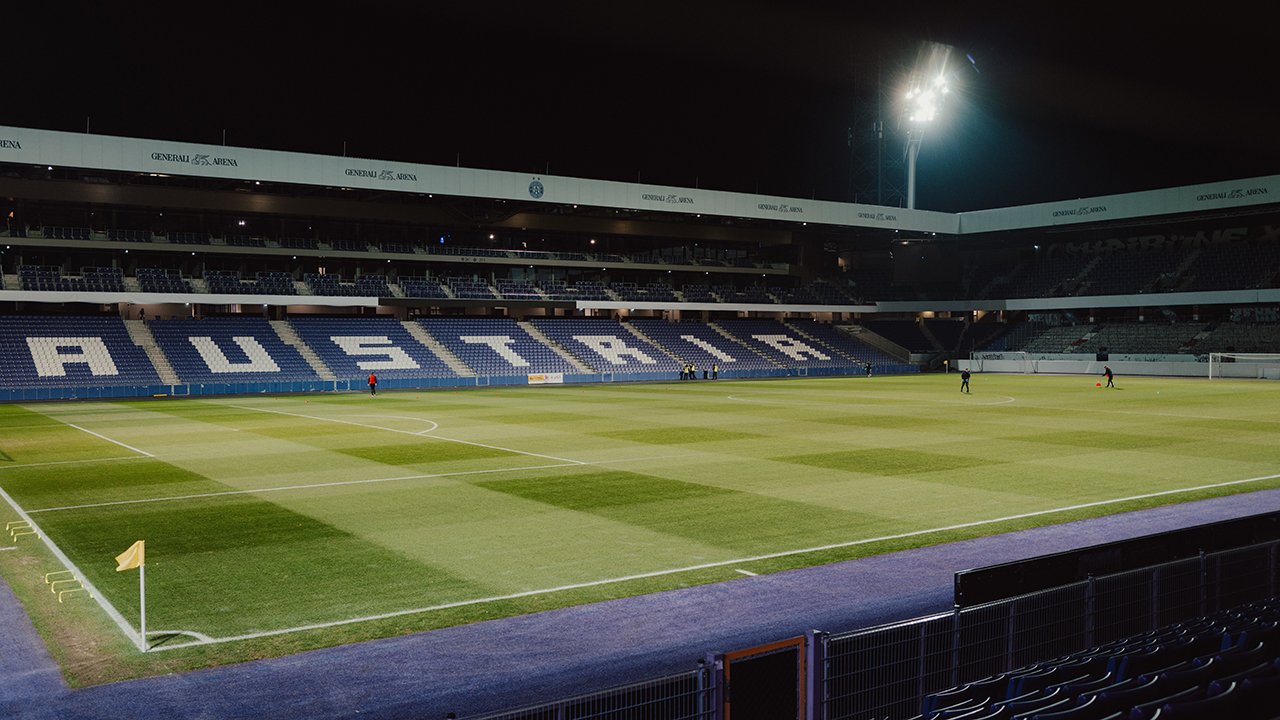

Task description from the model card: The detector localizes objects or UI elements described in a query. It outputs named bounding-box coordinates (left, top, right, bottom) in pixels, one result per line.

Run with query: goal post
left=1207, top=352, right=1280, bottom=379
left=969, top=351, right=1034, bottom=374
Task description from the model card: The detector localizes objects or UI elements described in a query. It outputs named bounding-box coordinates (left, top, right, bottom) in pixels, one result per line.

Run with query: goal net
left=1207, top=352, right=1280, bottom=379
left=970, top=351, right=1035, bottom=374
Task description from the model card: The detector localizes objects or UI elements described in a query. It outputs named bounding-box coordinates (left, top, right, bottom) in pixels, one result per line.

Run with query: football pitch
left=3, top=373, right=1280, bottom=685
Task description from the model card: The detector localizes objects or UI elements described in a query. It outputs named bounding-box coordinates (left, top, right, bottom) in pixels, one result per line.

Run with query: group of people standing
left=681, top=363, right=718, bottom=380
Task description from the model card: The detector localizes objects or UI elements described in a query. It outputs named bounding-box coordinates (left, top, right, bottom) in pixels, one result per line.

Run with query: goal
left=969, top=351, right=1035, bottom=374
left=1207, top=352, right=1280, bottom=379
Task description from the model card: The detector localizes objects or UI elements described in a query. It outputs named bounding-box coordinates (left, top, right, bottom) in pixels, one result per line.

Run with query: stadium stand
left=399, top=276, right=451, bottom=298
left=0, top=315, right=161, bottom=388
left=18, top=265, right=124, bottom=292
left=863, top=319, right=937, bottom=353
left=916, top=598, right=1280, bottom=720
left=528, top=317, right=681, bottom=374
left=147, top=317, right=318, bottom=384
left=447, top=277, right=500, bottom=299
left=417, top=317, right=578, bottom=376
left=627, top=318, right=777, bottom=373
left=136, top=267, right=194, bottom=293
left=714, top=319, right=861, bottom=369
left=782, top=320, right=902, bottom=367
left=289, top=316, right=457, bottom=380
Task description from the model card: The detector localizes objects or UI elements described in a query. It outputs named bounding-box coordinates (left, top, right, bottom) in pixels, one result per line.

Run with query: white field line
left=0, top=483, right=145, bottom=651
left=55, top=422, right=155, bottom=458
left=0, top=456, right=149, bottom=471
left=24, top=454, right=684, bottom=515
left=726, top=393, right=1018, bottom=407
left=0, top=546, right=17, bottom=552
left=147, top=471, right=1280, bottom=651
left=220, top=403, right=585, bottom=465
left=25, top=462, right=578, bottom=514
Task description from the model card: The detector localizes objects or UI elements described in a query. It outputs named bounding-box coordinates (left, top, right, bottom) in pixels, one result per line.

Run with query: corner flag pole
left=139, top=562, right=146, bottom=651
left=115, top=540, right=147, bottom=652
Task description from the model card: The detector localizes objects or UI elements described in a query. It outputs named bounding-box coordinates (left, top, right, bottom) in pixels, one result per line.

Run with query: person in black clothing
left=960, top=368, right=971, bottom=393
left=712, top=363, right=718, bottom=380
left=1104, top=366, right=1115, bottom=388
left=864, top=362, right=872, bottom=377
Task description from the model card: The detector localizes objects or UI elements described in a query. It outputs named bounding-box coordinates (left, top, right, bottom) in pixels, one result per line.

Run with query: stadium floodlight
left=903, top=44, right=956, bottom=210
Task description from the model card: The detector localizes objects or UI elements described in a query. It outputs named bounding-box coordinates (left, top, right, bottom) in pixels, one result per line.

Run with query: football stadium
left=3, top=6, right=1280, bottom=720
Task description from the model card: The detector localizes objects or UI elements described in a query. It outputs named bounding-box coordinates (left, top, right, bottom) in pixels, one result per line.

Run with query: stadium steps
left=124, top=319, right=180, bottom=384
left=293, top=280, right=311, bottom=295
left=706, top=322, right=784, bottom=368
left=387, top=283, right=405, bottom=298
left=916, top=320, right=947, bottom=353
left=188, top=278, right=209, bottom=293
left=519, top=321, right=596, bottom=372
left=401, top=321, right=475, bottom=376
left=835, top=325, right=911, bottom=363
left=4, top=273, right=19, bottom=289
left=270, top=320, right=336, bottom=380
left=122, top=276, right=143, bottom=292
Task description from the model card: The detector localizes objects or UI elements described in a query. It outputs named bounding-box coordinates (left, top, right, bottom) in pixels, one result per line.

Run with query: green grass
left=2, top=373, right=1280, bottom=685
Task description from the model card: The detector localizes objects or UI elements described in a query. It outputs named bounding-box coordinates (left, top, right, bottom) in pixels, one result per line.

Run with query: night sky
left=8, top=2, right=1278, bottom=213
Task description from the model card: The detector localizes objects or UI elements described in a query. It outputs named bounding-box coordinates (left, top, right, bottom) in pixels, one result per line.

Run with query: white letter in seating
left=27, top=337, right=119, bottom=377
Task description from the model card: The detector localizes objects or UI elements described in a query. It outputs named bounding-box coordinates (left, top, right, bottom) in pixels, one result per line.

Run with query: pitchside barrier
left=953, top=510, right=1280, bottom=607
left=0, top=365, right=919, bottom=403
left=970, top=351, right=1280, bottom=378
left=464, top=540, right=1279, bottom=720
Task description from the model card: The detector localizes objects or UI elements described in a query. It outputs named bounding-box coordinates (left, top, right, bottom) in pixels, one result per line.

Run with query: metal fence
left=817, top=540, right=1280, bottom=720
left=471, top=668, right=715, bottom=720
left=457, top=541, right=1278, bottom=720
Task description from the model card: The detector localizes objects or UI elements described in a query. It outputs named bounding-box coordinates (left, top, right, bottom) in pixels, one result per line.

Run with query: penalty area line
left=147, top=471, right=1280, bottom=651
left=220, top=402, right=585, bottom=466
left=25, top=454, right=685, bottom=514
left=25, top=410, right=155, bottom=459
left=0, top=456, right=149, bottom=471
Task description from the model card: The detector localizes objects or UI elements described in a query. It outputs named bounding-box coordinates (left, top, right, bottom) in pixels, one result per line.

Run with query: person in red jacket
left=368, top=372, right=378, bottom=396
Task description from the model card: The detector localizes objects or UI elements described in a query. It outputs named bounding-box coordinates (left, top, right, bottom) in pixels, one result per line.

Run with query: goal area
left=1207, top=352, right=1280, bottom=380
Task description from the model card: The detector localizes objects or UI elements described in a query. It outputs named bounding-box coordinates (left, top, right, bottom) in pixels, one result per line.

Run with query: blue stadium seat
left=417, top=317, right=576, bottom=376
left=148, top=317, right=317, bottom=384
left=0, top=315, right=162, bottom=388
left=289, top=316, right=458, bottom=381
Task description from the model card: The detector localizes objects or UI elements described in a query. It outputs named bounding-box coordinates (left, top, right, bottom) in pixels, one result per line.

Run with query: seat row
left=918, top=599, right=1280, bottom=720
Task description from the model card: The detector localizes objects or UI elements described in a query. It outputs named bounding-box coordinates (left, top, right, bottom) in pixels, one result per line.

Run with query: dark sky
left=8, top=3, right=1278, bottom=212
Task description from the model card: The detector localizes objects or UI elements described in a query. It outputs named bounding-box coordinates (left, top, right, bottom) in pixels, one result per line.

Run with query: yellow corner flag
left=115, top=540, right=145, bottom=572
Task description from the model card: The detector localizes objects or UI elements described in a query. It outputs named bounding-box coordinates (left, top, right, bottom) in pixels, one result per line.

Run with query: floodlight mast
left=903, top=72, right=949, bottom=210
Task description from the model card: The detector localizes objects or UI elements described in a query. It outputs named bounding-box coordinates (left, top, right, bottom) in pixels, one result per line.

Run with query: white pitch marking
left=145, top=471, right=1280, bottom=651
left=54, top=421, right=155, bottom=458
left=0, top=546, right=17, bottom=552
left=734, top=569, right=757, bottom=576
left=350, top=412, right=440, bottom=435
left=26, top=462, right=579, bottom=514
left=0, top=484, right=144, bottom=650
left=25, top=454, right=685, bottom=514
left=148, top=629, right=215, bottom=643
left=221, top=403, right=584, bottom=465
left=0, top=456, right=148, bottom=471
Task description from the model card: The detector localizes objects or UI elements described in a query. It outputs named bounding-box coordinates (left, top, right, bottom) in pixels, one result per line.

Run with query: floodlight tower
left=903, top=70, right=950, bottom=209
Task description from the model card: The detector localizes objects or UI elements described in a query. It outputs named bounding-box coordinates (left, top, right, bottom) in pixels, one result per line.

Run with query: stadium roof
left=7, top=3, right=1279, bottom=214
